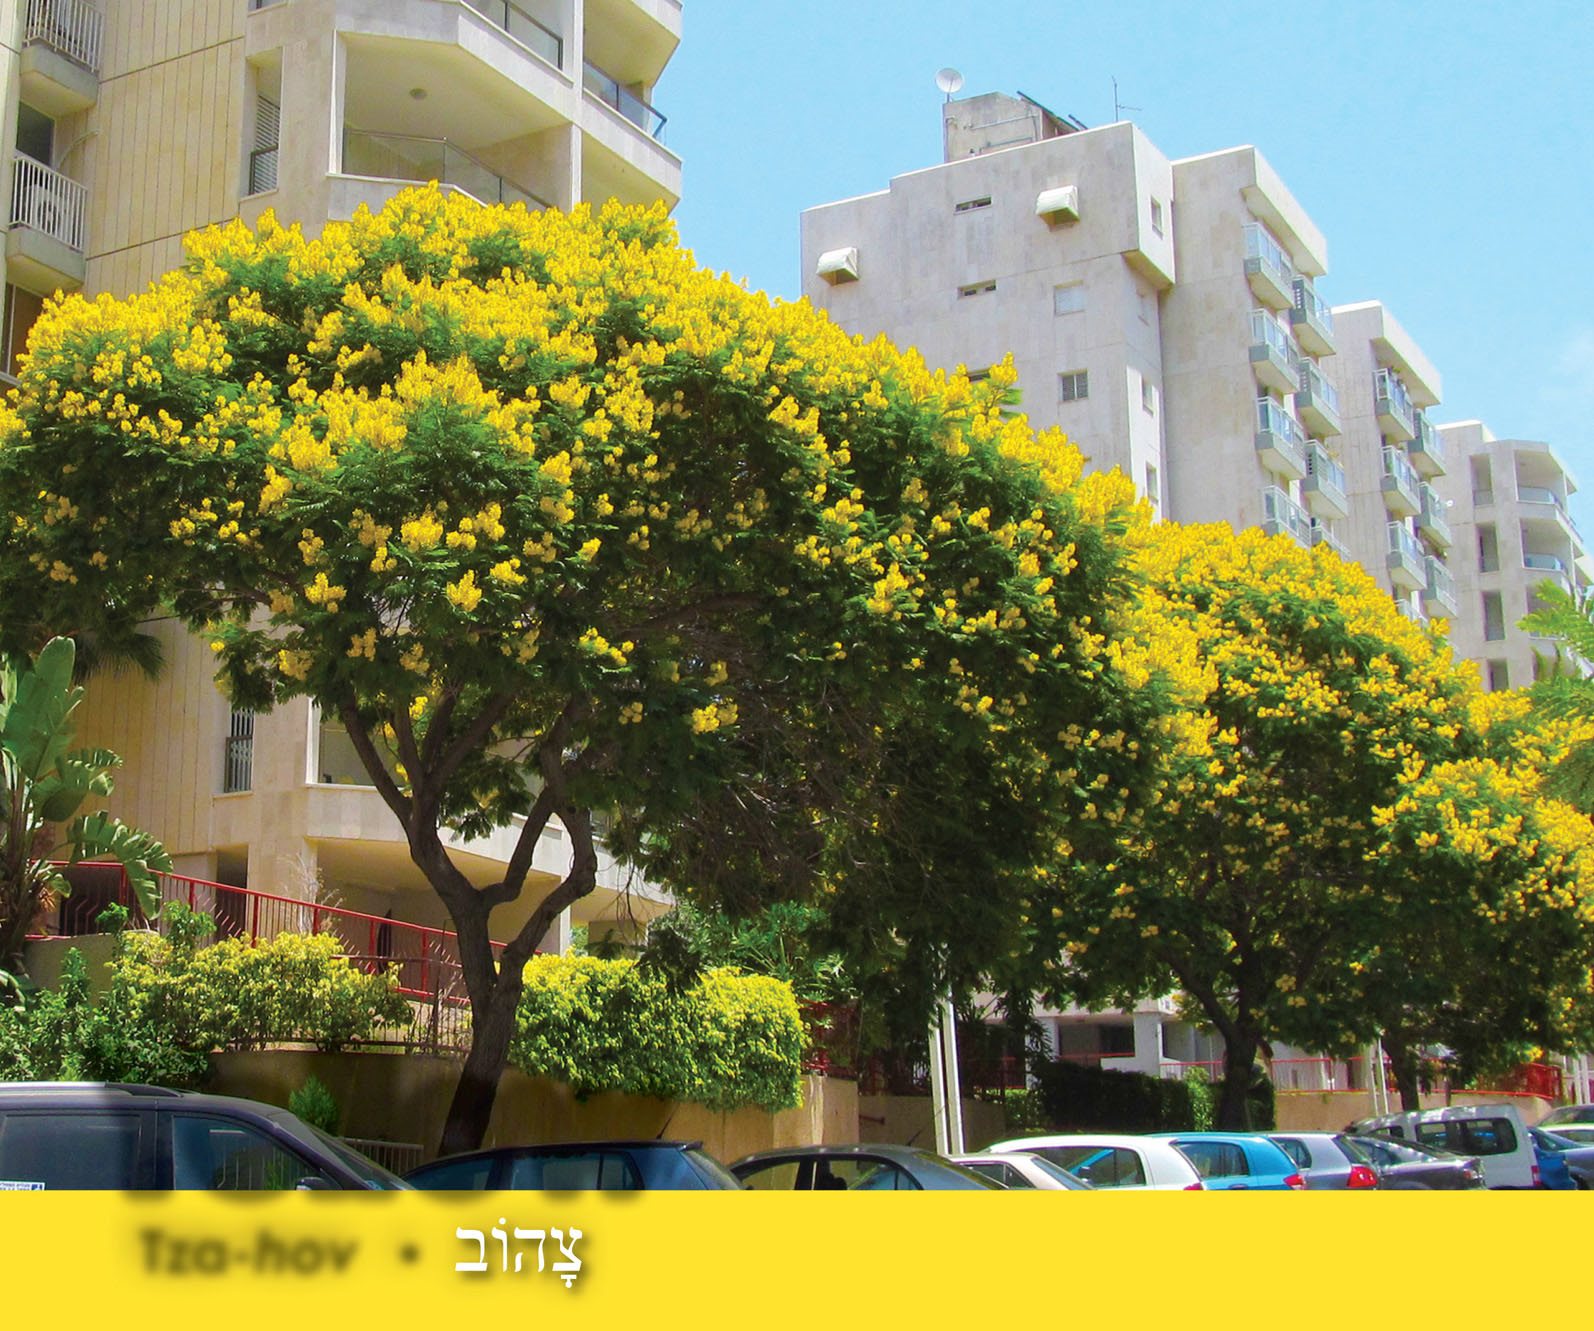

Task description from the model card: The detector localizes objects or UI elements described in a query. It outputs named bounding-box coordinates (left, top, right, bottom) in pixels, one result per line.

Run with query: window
left=1178, top=1141, right=1249, bottom=1181
left=1141, top=375, right=1158, bottom=414
left=1097, top=1025, right=1135, bottom=1057
left=1274, top=1137, right=1311, bottom=1171
left=1486, top=659, right=1510, bottom=692
left=223, top=709, right=254, bottom=793
left=954, top=196, right=992, bottom=213
left=1144, top=463, right=1161, bottom=510
left=1150, top=197, right=1165, bottom=237
left=1416, top=1119, right=1517, bottom=1157
left=1034, top=1146, right=1145, bottom=1188
left=736, top=1159, right=802, bottom=1191
left=15, top=103, right=54, bottom=165
left=248, top=93, right=279, bottom=195
left=1477, top=524, right=1499, bottom=573
left=0, top=1112, right=142, bottom=1189
left=1482, top=591, right=1506, bottom=642
left=2, top=284, right=45, bottom=381
left=172, top=1115, right=328, bottom=1190
left=508, top=1151, right=641, bottom=1190
left=1058, top=370, right=1088, bottom=403
left=1053, top=282, right=1085, bottom=315
left=957, top=280, right=996, bottom=298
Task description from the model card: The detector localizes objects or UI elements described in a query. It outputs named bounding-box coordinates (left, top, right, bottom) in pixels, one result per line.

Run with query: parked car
left=405, top=1140, right=743, bottom=1190
left=986, top=1134, right=1204, bottom=1190
left=0, top=1082, right=408, bottom=1189
left=1147, top=1132, right=1305, bottom=1190
left=1536, top=1121, right=1594, bottom=1148
left=1268, top=1132, right=1381, bottom=1189
left=1528, top=1126, right=1594, bottom=1190
left=729, top=1144, right=1001, bottom=1191
left=1349, top=1104, right=1536, bottom=1188
left=1540, top=1104, right=1594, bottom=1130
left=953, top=1152, right=1094, bottom=1190
left=1343, top=1134, right=1487, bottom=1189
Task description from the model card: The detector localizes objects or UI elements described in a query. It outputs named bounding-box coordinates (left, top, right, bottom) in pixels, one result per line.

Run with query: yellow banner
left=2, top=1192, right=1561, bottom=1326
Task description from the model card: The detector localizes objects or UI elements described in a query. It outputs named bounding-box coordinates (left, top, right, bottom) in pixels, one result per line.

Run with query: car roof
left=0, top=1082, right=298, bottom=1123
left=730, top=1143, right=943, bottom=1167
left=412, top=1140, right=708, bottom=1165
left=990, top=1133, right=1180, bottom=1150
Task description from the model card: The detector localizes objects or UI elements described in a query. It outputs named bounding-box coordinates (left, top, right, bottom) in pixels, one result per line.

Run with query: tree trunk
left=1385, top=1036, right=1422, bottom=1112
left=437, top=975, right=522, bottom=1158
left=1216, top=1029, right=1260, bottom=1129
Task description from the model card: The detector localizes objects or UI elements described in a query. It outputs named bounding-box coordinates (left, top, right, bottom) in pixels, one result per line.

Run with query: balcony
left=1398, top=598, right=1429, bottom=628
left=6, top=152, right=87, bottom=290
left=462, top=0, right=564, bottom=69
left=1261, top=485, right=1311, bottom=547
left=583, top=60, right=667, bottom=140
left=1243, top=222, right=1296, bottom=310
left=1524, top=551, right=1573, bottom=592
left=1255, top=398, right=1308, bottom=481
left=1310, top=518, right=1349, bottom=561
left=1387, top=522, right=1427, bottom=591
left=1408, top=411, right=1446, bottom=478
left=1302, top=443, right=1349, bottom=521
left=1249, top=309, right=1300, bottom=394
left=20, top=0, right=102, bottom=115
left=1416, top=483, right=1451, bottom=551
left=1290, top=278, right=1335, bottom=356
left=1374, top=368, right=1416, bottom=442
left=1517, top=485, right=1580, bottom=539
left=1295, top=359, right=1341, bottom=438
left=1423, top=556, right=1458, bottom=618
left=1381, top=445, right=1420, bottom=518
left=341, top=129, right=553, bottom=209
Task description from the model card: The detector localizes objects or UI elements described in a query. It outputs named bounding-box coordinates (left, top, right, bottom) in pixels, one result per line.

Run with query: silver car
left=1269, top=1132, right=1381, bottom=1189
left=954, top=1152, right=1094, bottom=1190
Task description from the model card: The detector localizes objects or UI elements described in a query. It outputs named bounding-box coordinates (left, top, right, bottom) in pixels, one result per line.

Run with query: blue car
left=1149, top=1132, right=1306, bottom=1190
left=1528, top=1126, right=1577, bottom=1190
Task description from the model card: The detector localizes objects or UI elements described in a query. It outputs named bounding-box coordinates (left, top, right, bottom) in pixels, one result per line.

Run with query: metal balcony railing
left=582, top=61, right=667, bottom=139
left=342, top=129, right=552, bottom=208
left=1244, top=221, right=1294, bottom=289
left=1307, top=443, right=1346, bottom=497
left=461, top=0, right=563, bottom=68
left=1374, top=367, right=1416, bottom=436
left=25, top=0, right=104, bottom=72
left=9, top=152, right=88, bottom=252
left=1382, top=443, right=1419, bottom=496
left=1292, top=278, right=1334, bottom=338
left=1262, top=485, right=1311, bottom=546
left=1298, top=359, right=1340, bottom=415
left=1250, top=308, right=1299, bottom=363
left=1388, top=521, right=1425, bottom=565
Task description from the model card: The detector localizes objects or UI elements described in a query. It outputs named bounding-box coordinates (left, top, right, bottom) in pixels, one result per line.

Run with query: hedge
left=1032, top=1060, right=1214, bottom=1132
left=509, top=955, right=805, bottom=1112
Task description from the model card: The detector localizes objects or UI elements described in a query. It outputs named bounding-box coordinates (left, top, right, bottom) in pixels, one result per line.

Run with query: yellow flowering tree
left=0, top=188, right=1160, bottom=1151
left=1036, top=524, right=1486, bottom=1127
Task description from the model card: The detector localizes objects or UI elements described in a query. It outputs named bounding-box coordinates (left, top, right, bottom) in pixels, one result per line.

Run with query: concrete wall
left=857, top=1093, right=1007, bottom=1153
left=209, top=1050, right=857, bottom=1164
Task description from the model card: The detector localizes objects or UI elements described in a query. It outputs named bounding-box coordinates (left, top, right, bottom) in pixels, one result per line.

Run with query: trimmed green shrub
left=1032, top=1060, right=1206, bottom=1132
left=288, top=1076, right=341, bottom=1134
left=509, top=955, right=805, bottom=1112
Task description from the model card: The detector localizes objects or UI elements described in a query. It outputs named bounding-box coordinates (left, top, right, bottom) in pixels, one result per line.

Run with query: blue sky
left=657, top=1, right=1594, bottom=524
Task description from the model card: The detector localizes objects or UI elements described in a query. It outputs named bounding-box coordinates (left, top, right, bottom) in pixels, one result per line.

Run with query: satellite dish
left=935, top=67, right=964, bottom=98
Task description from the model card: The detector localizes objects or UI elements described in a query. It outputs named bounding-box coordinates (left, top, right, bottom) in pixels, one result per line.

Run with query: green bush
left=997, top=1087, right=1051, bottom=1135
left=288, top=1076, right=341, bottom=1134
left=509, top=955, right=805, bottom=1112
left=1032, top=1060, right=1207, bottom=1131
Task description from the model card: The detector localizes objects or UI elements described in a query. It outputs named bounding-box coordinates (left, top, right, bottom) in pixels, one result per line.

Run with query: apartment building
left=1436, top=422, right=1591, bottom=690
left=801, top=90, right=1454, bottom=623
left=2, top=0, right=682, bottom=945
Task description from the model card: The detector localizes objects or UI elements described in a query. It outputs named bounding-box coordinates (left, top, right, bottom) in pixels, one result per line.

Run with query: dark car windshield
left=1353, top=1134, right=1462, bottom=1164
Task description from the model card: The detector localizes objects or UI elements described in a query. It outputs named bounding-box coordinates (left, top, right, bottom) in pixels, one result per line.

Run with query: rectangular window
left=957, top=280, right=996, bottom=298
left=223, top=710, right=255, bottom=794
left=1482, top=591, right=1506, bottom=642
left=1141, top=376, right=1158, bottom=414
left=1053, top=282, right=1085, bottom=315
left=248, top=94, right=279, bottom=195
left=1144, top=463, right=1160, bottom=509
left=1486, top=660, right=1510, bottom=692
left=954, top=196, right=992, bottom=213
left=1057, top=370, right=1088, bottom=403
left=1150, top=198, right=1165, bottom=237
left=1477, top=524, right=1499, bottom=574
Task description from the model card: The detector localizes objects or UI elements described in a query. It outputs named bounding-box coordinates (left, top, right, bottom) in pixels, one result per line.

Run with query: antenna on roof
left=935, top=67, right=964, bottom=102
left=1112, top=76, right=1140, bottom=122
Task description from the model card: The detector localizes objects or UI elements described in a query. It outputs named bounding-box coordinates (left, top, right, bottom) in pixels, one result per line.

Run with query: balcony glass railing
left=1518, top=485, right=1568, bottom=510
left=1298, top=359, right=1340, bottom=413
left=1244, top=222, right=1294, bottom=287
left=1374, top=368, right=1416, bottom=433
left=1410, top=411, right=1445, bottom=465
left=1425, top=556, right=1456, bottom=607
left=1524, top=552, right=1569, bottom=573
left=25, top=0, right=104, bottom=72
left=1262, top=485, right=1311, bottom=546
left=1388, top=521, right=1425, bottom=565
left=1382, top=444, right=1418, bottom=494
left=342, top=129, right=552, bottom=208
left=1418, top=483, right=1450, bottom=540
left=1311, top=519, right=1348, bottom=560
left=1258, top=397, right=1306, bottom=447
left=1250, top=309, right=1299, bottom=363
left=462, top=0, right=563, bottom=68
left=9, top=151, right=88, bottom=252
left=1307, top=443, right=1346, bottom=496
left=1292, top=279, right=1334, bottom=337
left=583, top=61, right=667, bottom=140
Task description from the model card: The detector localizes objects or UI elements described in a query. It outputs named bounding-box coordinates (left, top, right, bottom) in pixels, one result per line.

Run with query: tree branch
left=336, top=696, right=411, bottom=827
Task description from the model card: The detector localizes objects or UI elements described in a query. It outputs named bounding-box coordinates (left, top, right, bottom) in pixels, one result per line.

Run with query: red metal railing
left=39, top=863, right=508, bottom=1008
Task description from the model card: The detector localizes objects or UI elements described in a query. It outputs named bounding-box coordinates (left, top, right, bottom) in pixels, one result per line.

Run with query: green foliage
left=639, top=901, right=852, bottom=1005
left=1183, top=1067, right=1215, bottom=1133
left=510, top=954, right=804, bottom=1112
left=996, top=1087, right=1051, bottom=1135
left=288, top=1076, right=341, bottom=1134
left=114, top=905, right=413, bottom=1052
left=0, top=636, right=171, bottom=970
left=1032, top=1060, right=1209, bottom=1133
